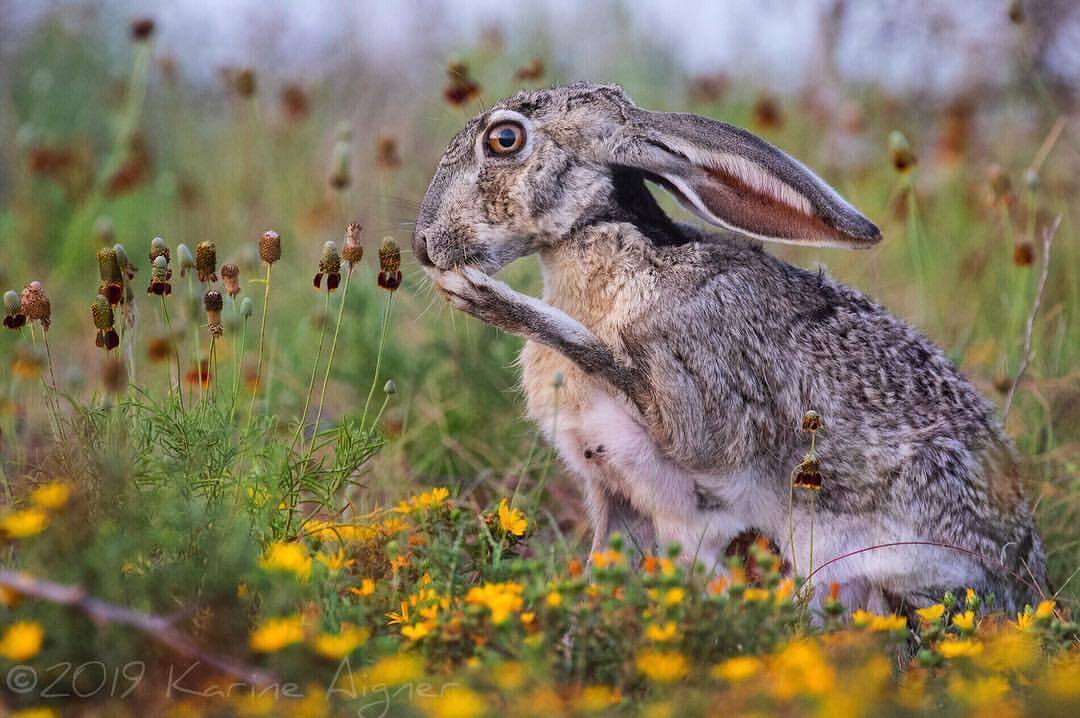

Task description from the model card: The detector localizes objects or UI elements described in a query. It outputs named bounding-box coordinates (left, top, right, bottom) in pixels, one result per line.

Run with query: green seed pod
left=196, top=241, right=217, bottom=282
left=383, top=379, right=397, bottom=395
left=91, top=294, right=114, bottom=330
left=4, top=290, right=20, bottom=315
left=329, top=139, right=351, bottom=190
left=149, top=236, right=170, bottom=263
left=239, top=296, right=254, bottom=318
left=888, top=130, right=916, bottom=173
left=177, top=243, right=195, bottom=277
left=148, top=255, right=172, bottom=296
left=113, top=243, right=137, bottom=279
left=98, top=246, right=123, bottom=283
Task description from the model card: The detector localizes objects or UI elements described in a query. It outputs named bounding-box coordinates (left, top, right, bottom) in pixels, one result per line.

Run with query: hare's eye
left=486, top=122, right=526, bottom=155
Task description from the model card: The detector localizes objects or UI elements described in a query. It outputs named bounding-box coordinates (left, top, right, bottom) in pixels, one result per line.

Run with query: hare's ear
left=612, top=109, right=882, bottom=248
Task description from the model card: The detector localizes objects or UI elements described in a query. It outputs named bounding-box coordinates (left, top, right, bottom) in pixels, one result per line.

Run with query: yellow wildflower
left=521, top=612, right=535, bottom=625
left=590, top=549, right=623, bottom=569
left=465, top=582, right=524, bottom=625
left=774, top=577, right=794, bottom=603
left=366, top=654, right=423, bottom=685
left=663, top=587, right=685, bottom=606
left=645, top=622, right=679, bottom=642
left=0, top=621, right=44, bottom=661
left=316, top=548, right=351, bottom=573
left=952, top=610, right=976, bottom=633
left=743, top=587, right=769, bottom=602
left=249, top=615, right=304, bottom=652
left=710, top=656, right=762, bottom=683
left=852, top=610, right=907, bottom=632
left=401, top=623, right=431, bottom=640
left=0, top=585, right=20, bottom=607
left=975, top=631, right=1038, bottom=673
left=386, top=601, right=410, bottom=625
left=938, top=638, right=983, bottom=658
left=770, top=640, right=835, bottom=698
left=312, top=624, right=368, bottom=660
left=636, top=650, right=690, bottom=683
left=1042, top=657, right=1080, bottom=698
left=1034, top=600, right=1056, bottom=619
left=948, top=675, right=1010, bottom=707
left=9, top=709, right=58, bottom=718
left=577, top=684, right=621, bottom=712
left=497, top=499, right=528, bottom=536
left=30, top=481, right=70, bottom=510
left=419, top=684, right=486, bottom=718
left=0, top=509, right=49, bottom=538
left=259, top=541, right=312, bottom=582
left=916, top=603, right=945, bottom=624
left=545, top=591, right=563, bottom=608
left=493, top=661, right=528, bottom=690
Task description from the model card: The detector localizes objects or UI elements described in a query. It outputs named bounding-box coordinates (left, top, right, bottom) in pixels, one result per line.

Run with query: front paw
left=434, top=266, right=500, bottom=317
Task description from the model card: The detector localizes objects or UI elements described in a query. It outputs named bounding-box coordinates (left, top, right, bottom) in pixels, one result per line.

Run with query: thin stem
left=360, top=292, right=394, bottom=432
left=207, top=334, right=218, bottom=404
left=311, top=268, right=355, bottom=447
left=787, top=473, right=798, bottom=577
left=228, top=315, right=249, bottom=427
left=189, top=276, right=203, bottom=404
left=160, top=295, right=184, bottom=411
left=807, top=494, right=816, bottom=596
left=293, top=289, right=333, bottom=452
left=247, top=263, right=273, bottom=427
left=40, top=331, right=65, bottom=441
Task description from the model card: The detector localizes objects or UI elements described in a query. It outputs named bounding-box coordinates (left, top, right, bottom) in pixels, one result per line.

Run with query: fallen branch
left=0, top=569, right=275, bottom=688
left=1003, top=214, right=1062, bottom=422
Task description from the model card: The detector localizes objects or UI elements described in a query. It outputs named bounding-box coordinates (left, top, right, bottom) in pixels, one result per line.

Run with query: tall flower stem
left=359, top=291, right=393, bottom=432
left=309, top=268, right=355, bottom=451
left=188, top=276, right=203, bottom=404
left=293, top=289, right=333, bottom=452
left=160, top=295, right=184, bottom=411
left=40, top=331, right=65, bottom=440
left=228, top=314, right=249, bottom=427
left=247, top=263, right=273, bottom=427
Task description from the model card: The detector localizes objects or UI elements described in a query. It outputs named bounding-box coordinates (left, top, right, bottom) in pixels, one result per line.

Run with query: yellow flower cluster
left=0, top=480, right=71, bottom=539
left=497, top=499, right=527, bottom=536
left=0, top=621, right=44, bottom=661
left=465, top=582, right=525, bottom=625
left=392, top=487, right=450, bottom=514
left=259, top=541, right=312, bottom=581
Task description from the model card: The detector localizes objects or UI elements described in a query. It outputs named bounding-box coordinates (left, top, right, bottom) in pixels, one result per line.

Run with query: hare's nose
left=412, top=232, right=434, bottom=268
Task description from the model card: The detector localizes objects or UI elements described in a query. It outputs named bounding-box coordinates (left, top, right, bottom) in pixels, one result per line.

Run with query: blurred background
left=0, top=0, right=1077, bottom=587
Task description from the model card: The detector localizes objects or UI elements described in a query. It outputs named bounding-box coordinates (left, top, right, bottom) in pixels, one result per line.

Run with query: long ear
left=611, top=109, right=882, bottom=248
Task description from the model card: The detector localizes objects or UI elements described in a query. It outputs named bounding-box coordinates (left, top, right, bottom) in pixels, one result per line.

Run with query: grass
left=0, top=9, right=1078, bottom=717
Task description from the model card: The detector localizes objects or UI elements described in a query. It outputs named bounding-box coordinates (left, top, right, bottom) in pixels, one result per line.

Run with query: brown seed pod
left=98, top=247, right=123, bottom=283
left=259, top=230, right=281, bottom=265
left=443, top=61, right=480, bottom=106
left=314, top=241, right=342, bottom=292
left=792, top=453, right=823, bottom=491
left=91, top=294, right=119, bottom=350
left=1013, top=242, right=1034, bottom=267
left=888, top=131, right=917, bottom=173
left=131, top=17, right=155, bottom=42
left=751, top=94, right=783, bottom=131
left=204, top=290, right=224, bottom=338
left=375, top=135, right=401, bottom=170
left=234, top=68, right=256, bottom=98
left=514, top=57, right=545, bottom=82
left=148, top=255, right=172, bottom=296
left=149, top=236, right=170, bottom=263
left=801, top=410, right=824, bottom=432
left=377, top=237, right=402, bottom=292
left=196, top=241, right=218, bottom=282
left=220, top=263, right=241, bottom=297
left=342, top=222, right=364, bottom=266
left=147, top=332, right=174, bottom=363
left=21, top=281, right=51, bottom=330
left=102, top=357, right=127, bottom=393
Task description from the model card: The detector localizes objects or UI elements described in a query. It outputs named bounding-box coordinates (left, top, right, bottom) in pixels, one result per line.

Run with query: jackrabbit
left=414, top=82, right=1045, bottom=614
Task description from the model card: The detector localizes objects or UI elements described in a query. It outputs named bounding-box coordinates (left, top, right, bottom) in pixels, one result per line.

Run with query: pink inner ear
left=695, top=165, right=855, bottom=246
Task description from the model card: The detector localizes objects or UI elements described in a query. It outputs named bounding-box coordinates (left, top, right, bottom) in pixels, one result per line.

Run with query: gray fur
left=415, top=82, right=1046, bottom=614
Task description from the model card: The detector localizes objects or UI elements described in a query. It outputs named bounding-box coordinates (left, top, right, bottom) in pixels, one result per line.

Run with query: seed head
left=376, top=135, right=401, bottom=170
left=751, top=94, right=783, bottom=131
left=230, top=68, right=257, bottom=98
left=259, top=230, right=281, bottom=265
left=801, top=410, right=824, bottom=432
left=383, top=379, right=397, bottom=395
left=13, top=345, right=47, bottom=380
left=988, top=164, right=1014, bottom=206
left=91, top=294, right=119, bottom=350
left=204, top=290, right=224, bottom=338
left=342, top=222, right=364, bottom=266
left=3, top=290, right=26, bottom=330
left=131, top=17, right=155, bottom=42
left=148, top=255, right=172, bottom=296
left=239, top=296, right=254, bottom=318
left=21, top=281, right=50, bottom=330
left=113, top=243, right=137, bottom=279
left=377, top=237, right=402, bottom=291
left=149, top=237, right=170, bottom=263
left=514, top=57, right=545, bottom=82
left=314, top=241, right=342, bottom=292
left=195, top=241, right=218, bottom=282
left=220, top=263, right=240, bottom=297
left=329, top=135, right=352, bottom=190
left=888, top=130, right=917, bottom=173
left=1023, top=168, right=1040, bottom=193
left=146, top=332, right=175, bottom=363
left=443, top=60, right=480, bottom=106
left=97, top=247, right=124, bottom=303
left=177, top=243, right=195, bottom=277
left=1013, top=242, right=1034, bottom=267
left=793, top=453, right=823, bottom=491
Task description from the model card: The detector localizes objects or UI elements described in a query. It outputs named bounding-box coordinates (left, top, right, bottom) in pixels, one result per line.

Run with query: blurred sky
left=3, top=0, right=1079, bottom=98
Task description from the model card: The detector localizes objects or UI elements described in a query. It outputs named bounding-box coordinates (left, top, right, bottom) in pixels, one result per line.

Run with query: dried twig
left=1003, top=214, right=1062, bottom=423
left=0, top=569, right=275, bottom=688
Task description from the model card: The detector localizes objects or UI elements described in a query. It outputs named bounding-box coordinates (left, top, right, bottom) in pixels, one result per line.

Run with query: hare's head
left=414, top=82, right=880, bottom=272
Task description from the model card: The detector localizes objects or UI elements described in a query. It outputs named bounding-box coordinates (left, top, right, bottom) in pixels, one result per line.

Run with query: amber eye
left=485, top=121, right=526, bottom=155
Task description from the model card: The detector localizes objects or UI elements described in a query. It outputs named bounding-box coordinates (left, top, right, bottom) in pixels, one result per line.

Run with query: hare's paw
left=435, top=266, right=504, bottom=319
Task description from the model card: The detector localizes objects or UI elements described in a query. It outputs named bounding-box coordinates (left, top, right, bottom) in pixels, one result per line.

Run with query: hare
left=414, top=82, right=1046, bottom=614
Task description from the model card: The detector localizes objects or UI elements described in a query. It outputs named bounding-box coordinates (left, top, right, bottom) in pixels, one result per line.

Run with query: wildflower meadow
left=1, top=4, right=1079, bottom=717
